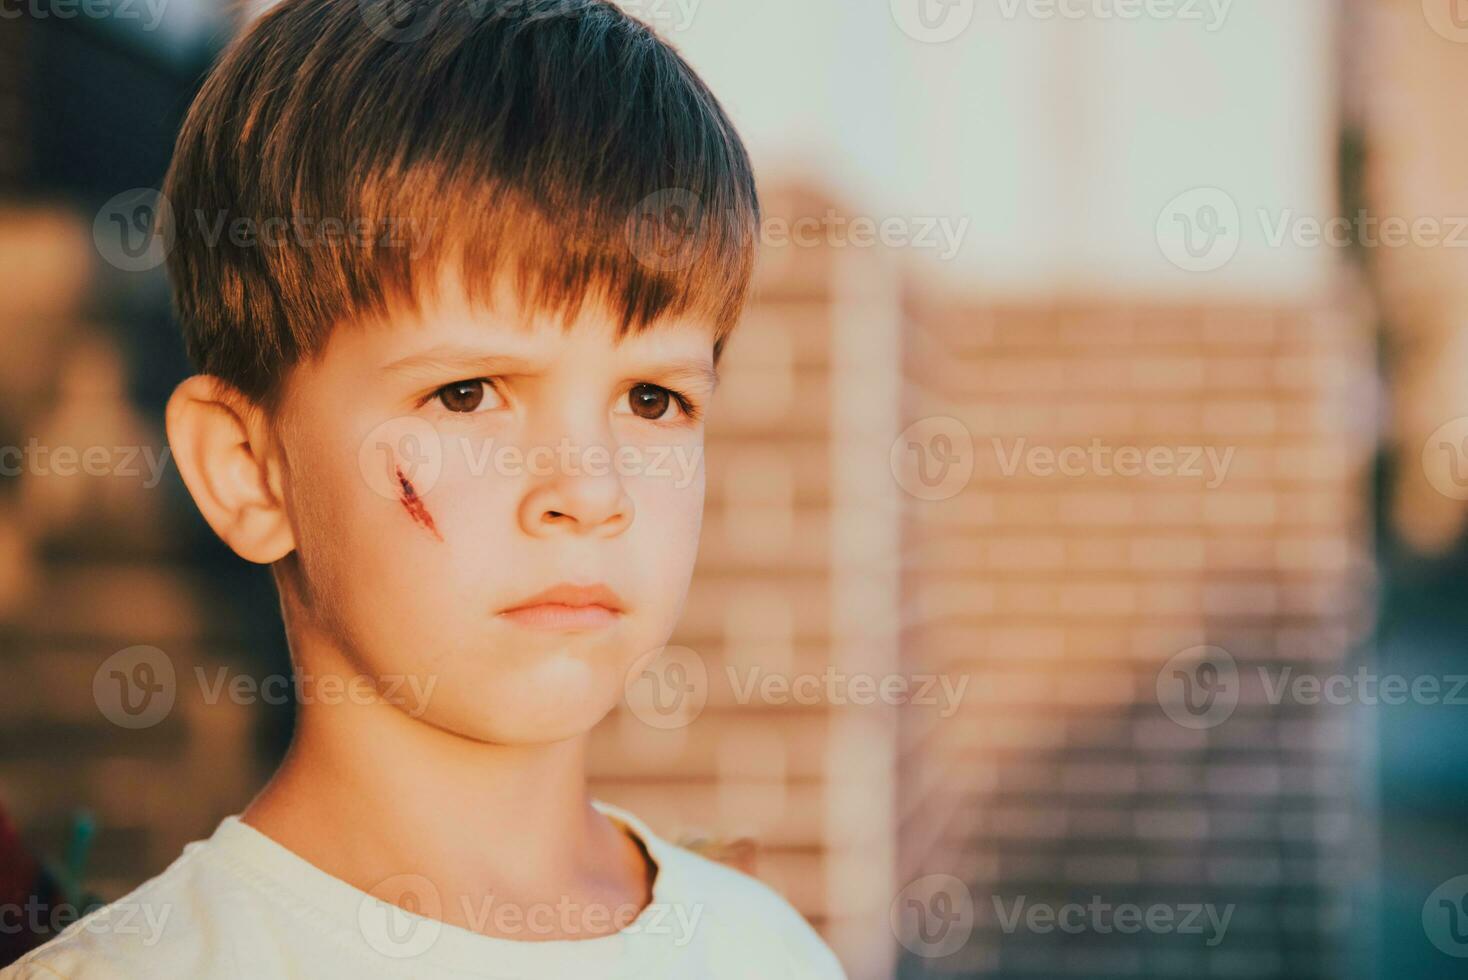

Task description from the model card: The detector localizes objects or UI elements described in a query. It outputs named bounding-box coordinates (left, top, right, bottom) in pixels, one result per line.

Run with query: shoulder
left=599, top=803, right=847, bottom=979
left=0, top=832, right=258, bottom=980
left=657, top=842, right=847, bottom=978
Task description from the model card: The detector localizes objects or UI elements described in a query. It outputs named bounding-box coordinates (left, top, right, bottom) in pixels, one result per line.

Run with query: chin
left=421, top=661, right=626, bottom=746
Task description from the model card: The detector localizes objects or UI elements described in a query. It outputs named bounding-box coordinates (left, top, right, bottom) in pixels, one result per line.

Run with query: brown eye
left=628, top=383, right=671, bottom=420
left=437, top=380, right=487, bottom=413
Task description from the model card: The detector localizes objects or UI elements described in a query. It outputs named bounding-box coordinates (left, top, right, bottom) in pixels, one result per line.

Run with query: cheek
left=625, top=460, right=706, bottom=595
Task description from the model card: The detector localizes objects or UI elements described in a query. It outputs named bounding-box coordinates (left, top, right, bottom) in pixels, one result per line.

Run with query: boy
left=3, top=0, right=846, bottom=976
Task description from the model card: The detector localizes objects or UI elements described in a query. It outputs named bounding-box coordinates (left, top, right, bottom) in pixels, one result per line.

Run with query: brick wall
left=895, top=296, right=1376, bottom=978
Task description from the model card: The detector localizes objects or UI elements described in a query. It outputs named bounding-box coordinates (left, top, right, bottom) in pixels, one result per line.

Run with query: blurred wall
left=645, top=0, right=1337, bottom=298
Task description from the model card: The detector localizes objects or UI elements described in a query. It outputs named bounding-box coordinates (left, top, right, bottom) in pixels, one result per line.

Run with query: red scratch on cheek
left=395, top=465, right=444, bottom=542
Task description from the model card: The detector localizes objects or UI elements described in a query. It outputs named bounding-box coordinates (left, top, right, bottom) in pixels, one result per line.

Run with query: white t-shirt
left=2, top=800, right=846, bottom=979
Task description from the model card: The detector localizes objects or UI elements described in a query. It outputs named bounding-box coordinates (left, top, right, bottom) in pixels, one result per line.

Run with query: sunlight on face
left=271, top=270, right=716, bottom=744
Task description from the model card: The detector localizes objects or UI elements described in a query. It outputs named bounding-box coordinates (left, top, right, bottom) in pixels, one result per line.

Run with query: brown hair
left=162, top=0, right=760, bottom=409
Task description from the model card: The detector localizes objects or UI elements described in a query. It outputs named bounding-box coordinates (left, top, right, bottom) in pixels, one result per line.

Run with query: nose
left=516, top=437, right=635, bottom=538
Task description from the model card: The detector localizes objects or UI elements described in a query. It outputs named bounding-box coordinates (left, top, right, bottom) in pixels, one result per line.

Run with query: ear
left=166, top=375, right=296, bottom=564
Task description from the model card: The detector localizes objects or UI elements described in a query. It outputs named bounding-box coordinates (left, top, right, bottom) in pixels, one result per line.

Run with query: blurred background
left=2, top=0, right=1467, bottom=977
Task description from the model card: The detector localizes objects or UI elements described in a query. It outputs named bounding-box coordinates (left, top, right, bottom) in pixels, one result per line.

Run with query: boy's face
left=269, top=271, right=715, bottom=745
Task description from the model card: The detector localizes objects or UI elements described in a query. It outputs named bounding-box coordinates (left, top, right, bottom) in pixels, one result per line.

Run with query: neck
left=240, top=631, right=649, bottom=935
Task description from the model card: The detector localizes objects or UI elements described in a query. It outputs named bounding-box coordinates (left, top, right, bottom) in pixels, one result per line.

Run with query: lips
left=497, top=582, right=625, bottom=631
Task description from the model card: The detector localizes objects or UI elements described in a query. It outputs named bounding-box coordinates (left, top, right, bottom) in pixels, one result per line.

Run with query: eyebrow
left=381, top=344, right=719, bottom=392
left=649, top=359, right=721, bottom=394
left=381, top=346, right=541, bottom=378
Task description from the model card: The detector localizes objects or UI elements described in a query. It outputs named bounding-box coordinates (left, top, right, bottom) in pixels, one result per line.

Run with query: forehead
left=335, top=266, right=720, bottom=373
